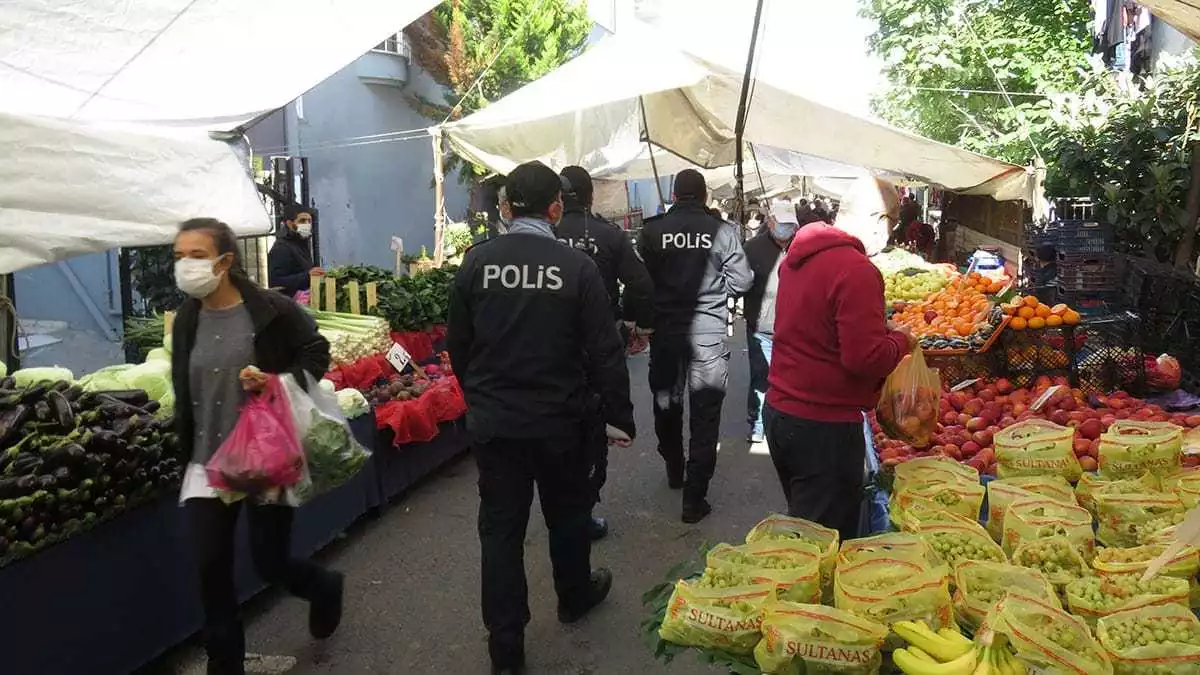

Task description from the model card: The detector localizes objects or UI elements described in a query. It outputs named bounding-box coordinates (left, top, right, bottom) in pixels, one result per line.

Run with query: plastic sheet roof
left=0, top=0, right=439, bottom=274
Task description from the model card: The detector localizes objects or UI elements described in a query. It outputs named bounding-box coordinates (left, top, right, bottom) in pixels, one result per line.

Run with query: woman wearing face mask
left=172, top=218, right=344, bottom=675
left=742, top=201, right=799, bottom=444
left=268, top=205, right=323, bottom=297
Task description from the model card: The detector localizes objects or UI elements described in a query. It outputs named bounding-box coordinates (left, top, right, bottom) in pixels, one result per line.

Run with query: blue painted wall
left=13, top=252, right=122, bottom=333
left=249, top=49, right=469, bottom=269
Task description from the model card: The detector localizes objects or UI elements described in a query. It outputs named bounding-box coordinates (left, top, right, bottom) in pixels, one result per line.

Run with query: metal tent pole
left=731, top=0, right=767, bottom=225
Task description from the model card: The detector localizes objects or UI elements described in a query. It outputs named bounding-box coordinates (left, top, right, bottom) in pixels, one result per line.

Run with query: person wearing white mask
left=268, top=204, right=324, bottom=297
left=171, top=218, right=344, bottom=675
left=742, top=200, right=798, bottom=444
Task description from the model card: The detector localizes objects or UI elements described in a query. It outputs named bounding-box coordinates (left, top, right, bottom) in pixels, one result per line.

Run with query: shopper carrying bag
left=171, top=218, right=344, bottom=675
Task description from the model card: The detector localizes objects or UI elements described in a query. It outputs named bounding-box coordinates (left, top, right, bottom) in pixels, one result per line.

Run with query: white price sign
left=950, top=379, right=980, bottom=392
left=386, top=342, right=412, bottom=373
left=1030, top=385, right=1063, bottom=412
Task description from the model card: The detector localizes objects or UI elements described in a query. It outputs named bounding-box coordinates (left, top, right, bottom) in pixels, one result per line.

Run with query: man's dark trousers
left=648, top=332, right=730, bottom=501
left=475, top=432, right=594, bottom=667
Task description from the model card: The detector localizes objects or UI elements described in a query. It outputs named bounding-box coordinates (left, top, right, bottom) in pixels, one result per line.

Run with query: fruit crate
left=925, top=351, right=1003, bottom=389
left=1072, top=313, right=1146, bottom=397
left=1056, top=252, right=1125, bottom=295
left=1120, top=255, right=1198, bottom=315
left=996, top=326, right=1079, bottom=390
left=1052, top=220, right=1114, bottom=255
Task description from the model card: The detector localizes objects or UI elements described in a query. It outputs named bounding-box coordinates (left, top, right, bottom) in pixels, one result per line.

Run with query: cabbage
left=335, top=388, right=369, bottom=419
left=79, top=364, right=136, bottom=393
left=157, top=389, right=176, bottom=419
left=145, top=348, right=171, bottom=363
left=319, top=379, right=336, bottom=394
left=0, top=361, right=6, bottom=378
left=12, top=366, right=74, bottom=387
left=122, top=360, right=172, bottom=401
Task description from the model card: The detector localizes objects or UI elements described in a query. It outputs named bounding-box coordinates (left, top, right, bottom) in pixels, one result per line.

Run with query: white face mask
left=296, top=222, right=313, bottom=239
left=175, top=257, right=225, bottom=298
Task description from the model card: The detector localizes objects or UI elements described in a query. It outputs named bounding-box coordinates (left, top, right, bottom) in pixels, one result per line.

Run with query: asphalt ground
left=154, top=327, right=784, bottom=675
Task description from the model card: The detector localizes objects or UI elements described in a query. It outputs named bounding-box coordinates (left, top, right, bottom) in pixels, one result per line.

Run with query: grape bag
left=833, top=557, right=952, bottom=650
left=953, top=561, right=1058, bottom=632
left=754, top=602, right=888, bottom=675
left=1002, top=496, right=1094, bottom=559
left=658, top=579, right=775, bottom=655
left=1096, top=605, right=1200, bottom=674
left=745, top=514, right=839, bottom=595
left=1098, top=420, right=1184, bottom=480
left=1065, top=574, right=1189, bottom=629
left=914, top=520, right=1006, bottom=567
left=984, top=591, right=1113, bottom=675
left=707, top=541, right=822, bottom=604
left=205, top=376, right=306, bottom=495
left=837, top=532, right=940, bottom=571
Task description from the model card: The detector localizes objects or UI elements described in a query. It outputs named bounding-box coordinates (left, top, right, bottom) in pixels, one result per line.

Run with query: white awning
left=0, top=0, right=439, bottom=274
left=1140, top=0, right=1200, bottom=43
left=440, top=27, right=1031, bottom=202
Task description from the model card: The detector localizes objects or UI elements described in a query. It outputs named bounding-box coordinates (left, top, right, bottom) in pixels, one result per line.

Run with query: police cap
left=507, top=161, right=566, bottom=217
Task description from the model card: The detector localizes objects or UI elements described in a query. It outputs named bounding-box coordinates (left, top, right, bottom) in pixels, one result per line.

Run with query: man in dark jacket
left=765, top=217, right=915, bottom=541
left=268, top=205, right=323, bottom=296
left=447, top=161, right=635, bottom=675
left=556, top=165, right=653, bottom=541
left=743, top=200, right=798, bottom=444
left=639, top=169, right=753, bottom=523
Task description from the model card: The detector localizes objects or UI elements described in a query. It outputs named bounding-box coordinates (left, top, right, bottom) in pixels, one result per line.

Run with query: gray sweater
left=188, top=304, right=256, bottom=465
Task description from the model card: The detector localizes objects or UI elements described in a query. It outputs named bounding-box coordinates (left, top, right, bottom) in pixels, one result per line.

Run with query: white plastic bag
left=280, top=372, right=371, bottom=501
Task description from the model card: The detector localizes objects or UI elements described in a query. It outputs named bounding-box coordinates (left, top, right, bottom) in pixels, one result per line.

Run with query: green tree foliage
left=406, top=0, right=591, bottom=177
left=862, top=0, right=1093, bottom=164
left=1039, top=56, right=1200, bottom=263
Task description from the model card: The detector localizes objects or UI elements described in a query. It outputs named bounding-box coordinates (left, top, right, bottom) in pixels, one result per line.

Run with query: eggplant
left=85, top=429, right=124, bottom=455
left=63, top=385, right=84, bottom=402
left=10, top=454, right=43, bottom=476
left=142, top=400, right=161, bottom=414
left=0, top=376, right=14, bottom=389
left=36, top=475, right=56, bottom=490
left=42, top=443, right=85, bottom=471
left=51, top=466, right=72, bottom=484
left=0, top=477, right=27, bottom=499
left=18, top=384, right=48, bottom=406
left=0, top=404, right=32, bottom=449
left=33, top=400, right=51, bottom=423
left=46, top=390, right=75, bottom=432
left=97, top=390, right=150, bottom=407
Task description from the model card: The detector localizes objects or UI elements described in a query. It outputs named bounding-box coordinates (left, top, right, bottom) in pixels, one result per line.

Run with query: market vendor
left=639, top=169, right=753, bottom=524
left=765, top=208, right=916, bottom=541
left=447, top=161, right=635, bottom=675
left=171, top=218, right=343, bottom=675
left=743, top=200, right=798, bottom=445
left=268, top=204, right=323, bottom=296
left=557, top=165, right=654, bottom=542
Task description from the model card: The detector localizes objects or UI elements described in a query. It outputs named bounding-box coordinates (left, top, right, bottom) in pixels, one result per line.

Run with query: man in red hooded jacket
left=764, top=219, right=915, bottom=540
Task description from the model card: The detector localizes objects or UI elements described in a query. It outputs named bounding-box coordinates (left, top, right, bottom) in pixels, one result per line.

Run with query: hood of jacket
left=786, top=222, right=865, bottom=269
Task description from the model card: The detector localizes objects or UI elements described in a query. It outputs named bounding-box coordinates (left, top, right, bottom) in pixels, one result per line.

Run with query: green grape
left=1096, top=545, right=1161, bottom=565
left=1102, top=615, right=1200, bottom=651
left=697, top=568, right=753, bottom=589
left=1014, top=539, right=1086, bottom=578
left=926, top=532, right=1006, bottom=565
left=1067, top=574, right=1187, bottom=611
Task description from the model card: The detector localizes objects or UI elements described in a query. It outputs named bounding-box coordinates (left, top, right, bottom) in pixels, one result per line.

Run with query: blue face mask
left=773, top=221, right=798, bottom=241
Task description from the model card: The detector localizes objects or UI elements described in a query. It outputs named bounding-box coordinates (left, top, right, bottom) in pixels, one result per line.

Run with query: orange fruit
left=1017, top=306, right=1036, bottom=319
left=1050, top=304, right=1068, bottom=316
left=1063, top=310, right=1082, bottom=325
left=1010, top=316, right=1028, bottom=330
left=1035, top=304, right=1052, bottom=318
left=1028, top=317, right=1046, bottom=329
left=1002, top=304, right=1016, bottom=316
left=987, top=280, right=1006, bottom=294
left=1046, top=315, right=1063, bottom=327
left=1023, top=295, right=1040, bottom=307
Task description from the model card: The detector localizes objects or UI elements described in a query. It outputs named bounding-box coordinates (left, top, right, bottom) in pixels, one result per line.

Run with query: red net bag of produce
left=421, top=375, right=467, bottom=423
left=1096, top=604, right=1200, bottom=673
left=1145, top=354, right=1183, bottom=392
left=994, top=419, right=1082, bottom=482
left=390, top=330, right=434, bottom=363
left=1098, top=420, right=1184, bottom=480
left=374, top=397, right=440, bottom=446
left=874, top=348, right=940, bottom=448
left=205, top=376, right=306, bottom=494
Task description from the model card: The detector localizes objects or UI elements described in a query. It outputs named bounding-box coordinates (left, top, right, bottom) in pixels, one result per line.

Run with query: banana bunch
left=892, top=620, right=1027, bottom=675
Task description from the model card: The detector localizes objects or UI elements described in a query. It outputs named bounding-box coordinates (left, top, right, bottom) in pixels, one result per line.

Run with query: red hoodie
left=766, top=223, right=909, bottom=423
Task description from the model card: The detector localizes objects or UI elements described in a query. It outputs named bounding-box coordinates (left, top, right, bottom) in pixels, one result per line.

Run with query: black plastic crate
left=1055, top=290, right=1122, bottom=317
left=1053, top=220, right=1114, bottom=254
left=1057, top=252, right=1125, bottom=295
left=1073, top=313, right=1145, bottom=396
left=996, top=326, right=1079, bottom=389
left=926, top=351, right=1003, bottom=389
left=1121, top=256, right=1197, bottom=315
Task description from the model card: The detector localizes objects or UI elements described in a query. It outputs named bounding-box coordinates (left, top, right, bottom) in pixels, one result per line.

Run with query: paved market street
left=157, top=331, right=782, bottom=675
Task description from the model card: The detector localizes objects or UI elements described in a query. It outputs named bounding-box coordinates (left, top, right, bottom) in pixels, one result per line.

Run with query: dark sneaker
left=681, top=499, right=712, bottom=524
left=664, top=459, right=684, bottom=490
left=491, top=667, right=524, bottom=675
left=558, top=568, right=614, bottom=624
left=590, top=515, right=609, bottom=541
left=309, top=571, right=344, bottom=639
left=748, top=431, right=766, bottom=444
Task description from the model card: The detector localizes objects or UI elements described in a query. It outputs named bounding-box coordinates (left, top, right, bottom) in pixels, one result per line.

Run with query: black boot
left=662, top=454, right=684, bottom=490
left=557, top=568, right=614, bottom=623
left=489, top=634, right=525, bottom=675
left=682, top=481, right=712, bottom=524
left=589, top=515, right=609, bottom=541
left=309, top=571, right=344, bottom=639
left=204, top=619, right=246, bottom=675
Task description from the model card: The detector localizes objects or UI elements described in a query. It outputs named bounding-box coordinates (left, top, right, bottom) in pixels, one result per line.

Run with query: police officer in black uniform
left=447, top=161, right=636, bottom=675
left=555, top=165, right=653, bottom=541
left=639, top=169, right=753, bottom=523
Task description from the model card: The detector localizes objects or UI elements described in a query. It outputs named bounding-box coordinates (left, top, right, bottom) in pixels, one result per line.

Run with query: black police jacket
left=268, top=228, right=315, bottom=295
left=446, top=225, right=636, bottom=442
left=555, top=207, right=654, bottom=328
left=638, top=202, right=754, bottom=336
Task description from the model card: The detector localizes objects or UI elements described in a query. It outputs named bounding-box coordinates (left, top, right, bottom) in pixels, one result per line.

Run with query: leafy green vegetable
left=297, top=410, right=369, bottom=500
left=324, top=264, right=458, bottom=332
left=12, top=367, right=74, bottom=388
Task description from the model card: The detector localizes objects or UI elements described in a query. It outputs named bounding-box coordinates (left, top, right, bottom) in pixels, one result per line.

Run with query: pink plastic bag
left=205, top=376, right=306, bottom=494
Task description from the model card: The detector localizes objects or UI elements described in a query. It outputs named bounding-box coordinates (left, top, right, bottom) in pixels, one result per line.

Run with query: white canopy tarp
left=441, top=28, right=1031, bottom=202
left=1140, top=1, right=1200, bottom=43
left=0, top=0, right=439, bottom=274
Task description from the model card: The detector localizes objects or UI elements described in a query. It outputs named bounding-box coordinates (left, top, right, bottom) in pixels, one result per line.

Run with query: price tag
left=1030, top=385, right=1063, bottom=412
left=386, top=342, right=412, bottom=374
left=950, top=378, right=980, bottom=392
left=390, top=236, right=404, bottom=252
left=324, top=276, right=337, bottom=313
left=365, top=282, right=379, bottom=310
left=309, top=276, right=322, bottom=308
left=347, top=281, right=361, bottom=314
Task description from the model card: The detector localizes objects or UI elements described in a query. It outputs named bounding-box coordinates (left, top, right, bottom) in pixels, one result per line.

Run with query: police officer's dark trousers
left=475, top=431, right=594, bottom=666
left=648, top=332, right=730, bottom=501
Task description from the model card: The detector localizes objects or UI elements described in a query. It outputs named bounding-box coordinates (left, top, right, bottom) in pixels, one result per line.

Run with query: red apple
left=1078, top=419, right=1103, bottom=440
left=949, top=392, right=969, bottom=411
left=979, top=388, right=997, bottom=402
left=961, top=441, right=981, bottom=457
left=973, top=430, right=995, bottom=447
left=1089, top=439, right=1102, bottom=458
left=1079, top=456, right=1098, bottom=472
left=1000, top=416, right=1016, bottom=428
left=1073, top=439, right=1092, bottom=457
left=942, top=411, right=959, bottom=426
left=958, top=413, right=972, bottom=427
left=966, top=417, right=988, bottom=432
left=964, top=399, right=984, bottom=416
left=1049, top=410, right=1071, bottom=427
left=1187, top=416, right=1200, bottom=428
left=995, top=378, right=1014, bottom=395
left=1012, top=403, right=1028, bottom=416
